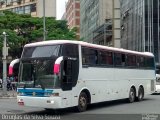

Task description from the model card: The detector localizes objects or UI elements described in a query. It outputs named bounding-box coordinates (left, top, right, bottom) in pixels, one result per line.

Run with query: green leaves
left=0, top=11, right=77, bottom=58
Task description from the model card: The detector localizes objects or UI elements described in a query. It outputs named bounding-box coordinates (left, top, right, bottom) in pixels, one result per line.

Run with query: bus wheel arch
left=77, top=89, right=91, bottom=112
left=128, top=86, right=136, bottom=103
left=137, top=85, right=144, bottom=101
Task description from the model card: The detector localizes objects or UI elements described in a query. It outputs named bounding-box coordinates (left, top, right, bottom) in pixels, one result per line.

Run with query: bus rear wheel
left=77, top=92, right=88, bottom=112
left=128, top=87, right=136, bottom=103
left=137, top=87, right=144, bottom=101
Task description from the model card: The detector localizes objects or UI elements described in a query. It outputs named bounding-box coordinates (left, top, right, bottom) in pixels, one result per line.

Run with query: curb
left=0, top=96, right=16, bottom=99
left=0, top=93, right=17, bottom=99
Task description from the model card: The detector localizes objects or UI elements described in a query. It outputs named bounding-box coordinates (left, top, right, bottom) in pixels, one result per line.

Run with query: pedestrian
left=7, top=77, right=11, bottom=91
left=10, top=76, right=16, bottom=91
left=0, top=78, right=2, bottom=88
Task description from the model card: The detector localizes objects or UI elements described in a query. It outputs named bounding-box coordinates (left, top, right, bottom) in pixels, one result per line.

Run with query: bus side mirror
left=9, top=59, right=20, bottom=76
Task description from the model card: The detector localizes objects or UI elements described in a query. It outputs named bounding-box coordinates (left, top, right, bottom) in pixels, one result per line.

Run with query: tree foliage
left=0, top=11, right=76, bottom=58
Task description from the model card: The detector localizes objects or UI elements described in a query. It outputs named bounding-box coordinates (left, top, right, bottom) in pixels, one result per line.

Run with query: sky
left=56, top=0, right=68, bottom=20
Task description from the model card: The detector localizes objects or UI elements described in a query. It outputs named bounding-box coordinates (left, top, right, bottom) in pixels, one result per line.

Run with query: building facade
left=80, top=0, right=112, bottom=43
left=0, top=0, right=56, bottom=17
left=121, top=0, right=160, bottom=64
left=80, top=0, right=121, bottom=47
left=66, top=0, right=80, bottom=40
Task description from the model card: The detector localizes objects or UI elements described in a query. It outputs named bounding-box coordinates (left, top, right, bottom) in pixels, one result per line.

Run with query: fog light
left=47, top=100, right=54, bottom=104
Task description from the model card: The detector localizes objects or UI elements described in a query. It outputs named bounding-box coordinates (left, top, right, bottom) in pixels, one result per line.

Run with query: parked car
left=155, top=74, right=160, bottom=92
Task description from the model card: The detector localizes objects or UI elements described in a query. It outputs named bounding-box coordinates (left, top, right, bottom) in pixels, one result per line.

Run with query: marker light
left=9, top=59, right=20, bottom=75
left=53, top=56, right=64, bottom=74
left=9, top=66, right=13, bottom=75
left=53, top=64, right=60, bottom=74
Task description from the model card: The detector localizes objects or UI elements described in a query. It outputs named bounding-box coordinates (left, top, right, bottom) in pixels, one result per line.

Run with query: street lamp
left=43, top=0, right=46, bottom=41
left=2, top=32, right=8, bottom=94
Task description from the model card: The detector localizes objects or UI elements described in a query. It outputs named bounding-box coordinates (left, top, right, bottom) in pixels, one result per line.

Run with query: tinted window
left=99, top=51, right=113, bottom=65
left=126, top=55, right=136, bottom=67
left=137, top=56, right=145, bottom=68
left=22, top=45, right=60, bottom=58
left=62, top=44, right=79, bottom=58
left=82, top=47, right=98, bottom=65
left=145, top=57, right=155, bottom=69
left=114, top=53, right=123, bottom=66
left=62, top=44, right=79, bottom=87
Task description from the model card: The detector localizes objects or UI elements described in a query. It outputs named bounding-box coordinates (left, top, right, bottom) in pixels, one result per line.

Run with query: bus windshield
left=18, top=45, right=62, bottom=89
left=18, top=58, right=60, bottom=89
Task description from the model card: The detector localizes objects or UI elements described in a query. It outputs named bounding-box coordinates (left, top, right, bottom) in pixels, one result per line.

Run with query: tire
left=128, top=87, right=136, bottom=103
left=77, top=92, right=88, bottom=112
left=137, top=87, right=144, bottom=101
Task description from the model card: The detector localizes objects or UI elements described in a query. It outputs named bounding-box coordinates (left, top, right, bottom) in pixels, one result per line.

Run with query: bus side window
left=121, top=54, right=126, bottom=66
left=114, top=53, right=122, bottom=66
left=82, top=47, right=98, bottom=66
left=137, top=56, right=145, bottom=68
left=62, top=44, right=78, bottom=58
left=145, top=57, right=155, bottom=69
left=98, top=51, right=113, bottom=66
left=107, top=52, right=113, bottom=65
left=126, top=55, right=136, bottom=67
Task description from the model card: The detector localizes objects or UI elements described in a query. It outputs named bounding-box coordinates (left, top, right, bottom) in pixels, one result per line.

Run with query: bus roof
left=24, top=40, right=154, bottom=57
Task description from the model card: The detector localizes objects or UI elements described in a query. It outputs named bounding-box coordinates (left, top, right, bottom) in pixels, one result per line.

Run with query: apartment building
left=66, top=0, right=80, bottom=40
left=80, top=0, right=120, bottom=47
left=0, top=0, right=56, bottom=17
left=121, top=0, right=160, bottom=64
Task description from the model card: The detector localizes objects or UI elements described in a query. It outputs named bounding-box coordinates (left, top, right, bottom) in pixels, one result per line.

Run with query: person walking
left=0, top=78, right=2, bottom=88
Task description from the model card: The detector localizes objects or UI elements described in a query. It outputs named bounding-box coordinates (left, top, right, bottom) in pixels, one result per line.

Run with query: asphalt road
left=0, top=94, right=160, bottom=120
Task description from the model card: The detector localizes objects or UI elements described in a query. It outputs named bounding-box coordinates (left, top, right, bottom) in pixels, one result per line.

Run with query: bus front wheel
left=128, top=87, right=136, bottom=103
left=77, top=92, right=88, bottom=112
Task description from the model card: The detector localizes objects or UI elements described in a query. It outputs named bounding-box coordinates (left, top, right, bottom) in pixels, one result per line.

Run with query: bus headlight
left=17, top=92, right=25, bottom=96
left=44, top=93, right=59, bottom=97
left=51, top=93, right=59, bottom=97
left=44, top=92, right=51, bottom=97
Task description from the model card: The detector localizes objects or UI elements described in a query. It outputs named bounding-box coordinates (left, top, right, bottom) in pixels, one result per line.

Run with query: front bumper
left=17, top=96, right=63, bottom=109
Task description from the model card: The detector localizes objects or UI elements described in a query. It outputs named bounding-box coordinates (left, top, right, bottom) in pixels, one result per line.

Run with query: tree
left=0, top=11, right=77, bottom=58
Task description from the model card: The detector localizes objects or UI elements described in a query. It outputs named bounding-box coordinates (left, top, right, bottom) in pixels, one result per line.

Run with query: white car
left=155, top=74, right=160, bottom=92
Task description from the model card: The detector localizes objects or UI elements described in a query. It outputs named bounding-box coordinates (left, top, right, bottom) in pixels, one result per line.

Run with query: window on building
left=31, top=3, right=36, bottom=12
left=25, top=5, right=31, bottom=14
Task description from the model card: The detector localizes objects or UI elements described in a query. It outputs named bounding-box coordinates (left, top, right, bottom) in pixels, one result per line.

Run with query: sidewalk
left=0, top=88, right=17, bottom=99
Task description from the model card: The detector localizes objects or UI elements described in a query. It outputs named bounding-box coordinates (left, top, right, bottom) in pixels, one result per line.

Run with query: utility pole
left=43, top=0, right=46, bottom=41
left=2, top=32, right=8, bottom=95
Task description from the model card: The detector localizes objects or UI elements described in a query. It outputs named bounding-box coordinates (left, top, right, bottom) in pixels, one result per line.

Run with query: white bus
left=9, top=40, right=156, bottom=112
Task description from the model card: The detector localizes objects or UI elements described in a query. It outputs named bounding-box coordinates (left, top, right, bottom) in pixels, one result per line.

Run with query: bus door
left=61, top=59, right=73, bottom=91
left=54, top=57, right=79, bottom=107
